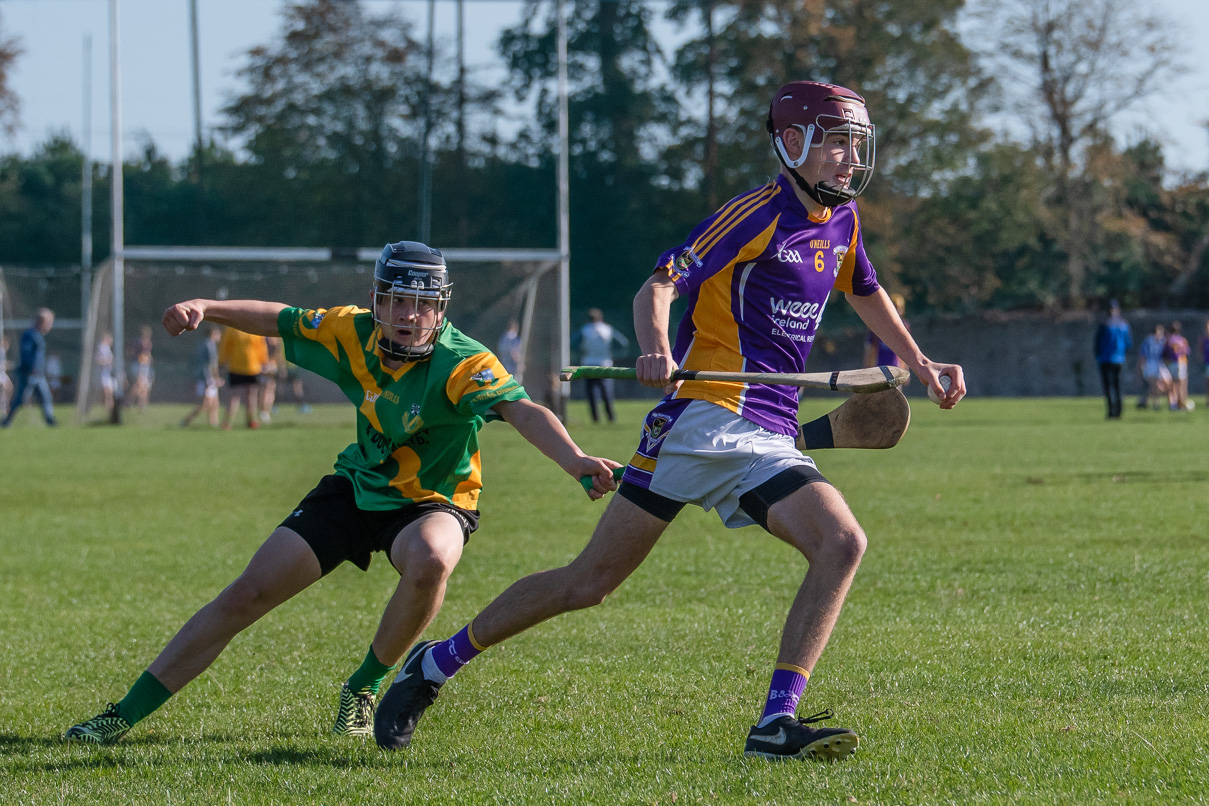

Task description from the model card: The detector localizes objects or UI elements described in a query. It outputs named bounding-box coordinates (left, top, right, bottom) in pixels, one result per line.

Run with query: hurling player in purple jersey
left=375, top=81, right=966, bottom=760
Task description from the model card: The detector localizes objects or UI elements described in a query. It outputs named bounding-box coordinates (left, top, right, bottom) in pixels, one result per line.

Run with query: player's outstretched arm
left=846, top=288, right=966, bottom=409
left=493, top=398, right=621, bottom=500
left=162, top=299, right=288, bottom=337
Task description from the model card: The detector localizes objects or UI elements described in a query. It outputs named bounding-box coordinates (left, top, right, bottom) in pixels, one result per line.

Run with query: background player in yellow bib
left=66, top=241, right=619, bottom=745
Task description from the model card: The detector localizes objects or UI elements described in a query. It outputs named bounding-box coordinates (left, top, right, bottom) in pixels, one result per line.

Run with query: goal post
left=75, top=246, right=565, bottom=421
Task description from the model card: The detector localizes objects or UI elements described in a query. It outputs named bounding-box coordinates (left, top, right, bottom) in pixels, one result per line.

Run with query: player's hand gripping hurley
left=560, top=364, right=909, bottom=394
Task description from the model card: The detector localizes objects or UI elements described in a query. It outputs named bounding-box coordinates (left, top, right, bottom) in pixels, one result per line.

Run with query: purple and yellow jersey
left=278, top=305, right=528, bottom=512
left=654, top=173, right=880, bottom=436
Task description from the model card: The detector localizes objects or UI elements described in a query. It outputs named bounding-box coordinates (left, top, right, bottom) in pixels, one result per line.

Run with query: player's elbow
left=634, top=273, right=677, bottom=307
left=494, top=398, right=530, bottom=429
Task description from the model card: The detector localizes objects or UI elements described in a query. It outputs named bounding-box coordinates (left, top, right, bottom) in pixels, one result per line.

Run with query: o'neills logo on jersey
left=365, top=390, right=380, bottom=403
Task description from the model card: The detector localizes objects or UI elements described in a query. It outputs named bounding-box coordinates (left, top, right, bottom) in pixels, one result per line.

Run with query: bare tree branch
left=0, top=10, right=22, bottom=138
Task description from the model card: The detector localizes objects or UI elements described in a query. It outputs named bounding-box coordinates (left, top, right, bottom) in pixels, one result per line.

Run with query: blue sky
left=3, top=0, right=1208, bottom=172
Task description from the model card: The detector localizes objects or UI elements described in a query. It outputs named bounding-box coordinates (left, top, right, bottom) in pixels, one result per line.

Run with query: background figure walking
left=2, top=308, right=57, bottom=428
left=217, top=326, right=268, bottom=430
left=1137, top=324, right=1170, bottom=410
left=0, top=335, right=12, bottom=418
left=1164, top=322, right=1191, bottom=411
left=260, top=336, right=284, bottom=423
left=1200, top=321, right=1209, bottom=409
left=574, top=308, right=629, bottom=423
left=1094, top=300, right=1131, bottom=419
left=181, top=328, right=223, bottom=428
left=129, top=325, right=155, bottom=410
left=95, top=333, right=116, bottom=418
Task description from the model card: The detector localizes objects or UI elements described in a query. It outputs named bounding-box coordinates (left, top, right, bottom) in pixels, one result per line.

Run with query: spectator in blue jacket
left=1094, top=300, right=1132, bottom=419
left=2, top=308, right=57, bottom=428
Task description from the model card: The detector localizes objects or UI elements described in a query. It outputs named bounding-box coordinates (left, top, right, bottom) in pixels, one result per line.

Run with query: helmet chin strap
left=377, top=335, right=434, bottom=362
left=785, top=165, right=854, bottom=208
left=376, top=319, right=444, bottom=362
left=767, top=125, right=854, bottom=209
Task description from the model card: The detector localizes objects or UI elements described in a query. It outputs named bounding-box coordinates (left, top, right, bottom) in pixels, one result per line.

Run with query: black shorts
left=228, top=372, right=260, bottom=387
left=280, top=474, right=480, bottom=576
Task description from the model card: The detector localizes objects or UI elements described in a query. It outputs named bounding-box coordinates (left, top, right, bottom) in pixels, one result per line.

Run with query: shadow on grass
left=0, top=733, right=166, bottom=774
left=241, top=746, right=386, bottom=769
left=0, top=734, right=66, bottom=749
left=1018, top=470, right=1209, bottom=486
left=5, top=734, right=742, bottom=775
left=2, top=731, right=321, bottom=775
left=238, top=742, right=744, bottom=774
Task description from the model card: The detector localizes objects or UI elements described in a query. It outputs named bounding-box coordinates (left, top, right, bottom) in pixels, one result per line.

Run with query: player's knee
left=401, top=544, right=458, bottom=590
left=818, top=524, right=867, bottom=569
left=563, top=582, right=612, bottom=611
left=215, top=577, right=275, bottom=620
left=562, top=566, right=625, bottom=610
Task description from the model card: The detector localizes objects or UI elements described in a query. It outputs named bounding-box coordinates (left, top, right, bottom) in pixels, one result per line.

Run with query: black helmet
left=372, top=241, right=451, bottom=362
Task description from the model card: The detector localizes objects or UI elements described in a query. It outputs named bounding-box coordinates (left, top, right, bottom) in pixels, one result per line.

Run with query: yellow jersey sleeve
left=445, top=352, right=528, bottom=419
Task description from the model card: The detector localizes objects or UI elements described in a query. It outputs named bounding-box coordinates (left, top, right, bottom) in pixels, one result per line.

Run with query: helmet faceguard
left=371, top=241, right=451, bottom=362
left=766, top=81, right=876, bottom=208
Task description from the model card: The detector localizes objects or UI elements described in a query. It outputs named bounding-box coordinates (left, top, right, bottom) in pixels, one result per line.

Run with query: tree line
left=1, top=0, right=1207, bottom=313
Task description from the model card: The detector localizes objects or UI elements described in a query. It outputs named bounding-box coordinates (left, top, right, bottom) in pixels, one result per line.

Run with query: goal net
left=75, top=246, right=563, bottom=421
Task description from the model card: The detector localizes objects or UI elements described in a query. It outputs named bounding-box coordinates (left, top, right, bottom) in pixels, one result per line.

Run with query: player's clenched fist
left=636, top=353, right=678, bottom=390
left=162, top=300, right=208, bottom=336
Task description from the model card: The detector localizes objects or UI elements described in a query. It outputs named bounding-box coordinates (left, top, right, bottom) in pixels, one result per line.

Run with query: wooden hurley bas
left=796, top=387, right=911, bottom=450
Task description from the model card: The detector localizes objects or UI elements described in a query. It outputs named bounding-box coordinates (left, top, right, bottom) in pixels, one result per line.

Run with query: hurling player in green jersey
left=66, top=242, right=620, bottom=745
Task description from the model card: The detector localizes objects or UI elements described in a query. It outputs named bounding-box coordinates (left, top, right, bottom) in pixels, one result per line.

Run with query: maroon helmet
left=766, top=81, right=876, bottom=207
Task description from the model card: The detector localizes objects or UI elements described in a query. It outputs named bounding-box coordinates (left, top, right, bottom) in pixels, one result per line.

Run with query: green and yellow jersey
left=278, top=305, right=528, bottom=512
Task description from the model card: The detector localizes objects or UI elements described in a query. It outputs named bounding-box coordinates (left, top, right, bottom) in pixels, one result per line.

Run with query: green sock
left=346, top=646, right=394, bottom=695
left=116, top=671, right=173, bottom=726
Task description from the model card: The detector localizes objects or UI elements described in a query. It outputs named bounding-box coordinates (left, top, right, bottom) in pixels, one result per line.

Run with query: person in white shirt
left=575, top=308, right=629, bottom=423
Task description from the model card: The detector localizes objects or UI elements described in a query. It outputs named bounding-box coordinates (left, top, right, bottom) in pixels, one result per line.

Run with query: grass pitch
left=2, top=397, right=1207, bottom=804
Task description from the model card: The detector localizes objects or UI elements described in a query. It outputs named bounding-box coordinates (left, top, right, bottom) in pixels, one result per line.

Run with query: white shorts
left=625, top=399, right=821, bottom=529
left=1143, top=361, right=1170, bottom=382
left=195, top=381, right=219, bottom=399
left=1168, top=362, right=1188, bottom=381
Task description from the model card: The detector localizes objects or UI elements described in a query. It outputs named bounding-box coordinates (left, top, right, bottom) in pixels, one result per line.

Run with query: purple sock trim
left=429, top=625, right=482, bottom=679
left=760, top=667, right=808, bottom=722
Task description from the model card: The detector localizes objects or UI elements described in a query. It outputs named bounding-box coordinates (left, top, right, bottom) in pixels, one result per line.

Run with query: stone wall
left=905, top=309, right=1208, bottom=398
